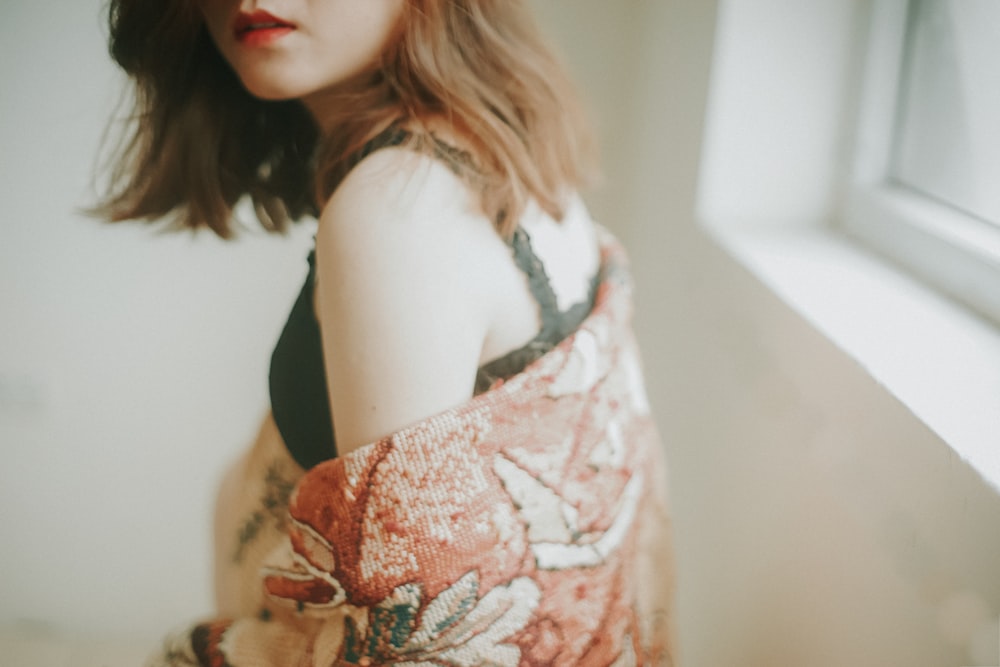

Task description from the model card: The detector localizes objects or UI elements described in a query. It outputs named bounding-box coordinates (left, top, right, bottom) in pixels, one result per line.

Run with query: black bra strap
left=508, top=227, right=565, bottom=337
left=345, top=125, right=412, bottom=172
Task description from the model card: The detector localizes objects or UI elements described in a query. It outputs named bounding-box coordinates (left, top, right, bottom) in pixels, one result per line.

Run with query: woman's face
left=199, top=0, right=405, bottom=108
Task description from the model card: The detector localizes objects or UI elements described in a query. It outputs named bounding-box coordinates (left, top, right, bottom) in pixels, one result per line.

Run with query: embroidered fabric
left=269, top=128, right=598, bottom=470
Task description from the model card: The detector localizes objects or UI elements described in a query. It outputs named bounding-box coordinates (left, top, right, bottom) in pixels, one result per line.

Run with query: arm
left=313, top=148, right=503, bottom=456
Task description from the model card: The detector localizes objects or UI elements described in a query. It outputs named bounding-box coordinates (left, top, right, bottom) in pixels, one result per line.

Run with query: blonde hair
left=98, top=0, right=596, bottom=238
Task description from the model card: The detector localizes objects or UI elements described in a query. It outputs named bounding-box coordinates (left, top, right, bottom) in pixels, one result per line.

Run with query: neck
left=301, top=71, right=385, bottom=136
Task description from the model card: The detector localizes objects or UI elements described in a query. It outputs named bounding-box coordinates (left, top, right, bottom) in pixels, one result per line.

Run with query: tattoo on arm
left=231, top=462, right=297, bottom=564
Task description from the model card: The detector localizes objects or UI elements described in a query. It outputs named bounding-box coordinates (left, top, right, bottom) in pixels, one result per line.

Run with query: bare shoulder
left=319, top=146, right=481, bottom=244
left=313, top=147, right=512, bottom=455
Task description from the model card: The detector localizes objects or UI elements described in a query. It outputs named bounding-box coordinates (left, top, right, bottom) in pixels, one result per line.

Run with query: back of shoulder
left=315, top=144, right=524, bottom=325
left=319, top=146, right=488, bottom=250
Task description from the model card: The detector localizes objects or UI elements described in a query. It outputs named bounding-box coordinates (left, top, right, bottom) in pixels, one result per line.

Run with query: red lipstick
left=233, top=10, right=295, bottom=47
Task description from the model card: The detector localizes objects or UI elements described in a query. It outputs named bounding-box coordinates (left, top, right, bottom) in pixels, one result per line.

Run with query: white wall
left=0, top=1, right=315, bottom=639
left=4, top=1, right=999, bottom=665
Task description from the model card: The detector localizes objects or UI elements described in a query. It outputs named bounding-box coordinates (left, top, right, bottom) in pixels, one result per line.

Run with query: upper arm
left=314, top=149, right=498, bottom=456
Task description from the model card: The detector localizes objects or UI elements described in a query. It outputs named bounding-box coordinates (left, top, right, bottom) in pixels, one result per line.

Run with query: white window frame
left=842, top=0, right=1000, bottom=325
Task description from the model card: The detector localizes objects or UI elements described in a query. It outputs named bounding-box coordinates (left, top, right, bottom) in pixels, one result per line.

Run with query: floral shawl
left=152, top=229, right=676, bottom=666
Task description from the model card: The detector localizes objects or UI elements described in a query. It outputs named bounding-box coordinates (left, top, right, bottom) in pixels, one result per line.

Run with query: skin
left=199, top=1, right=600, bottom=456
left=198, top=0, right=404, bottom=117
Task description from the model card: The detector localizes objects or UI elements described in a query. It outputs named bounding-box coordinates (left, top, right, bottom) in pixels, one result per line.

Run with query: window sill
left=706, top=224, right=1000, bottom=493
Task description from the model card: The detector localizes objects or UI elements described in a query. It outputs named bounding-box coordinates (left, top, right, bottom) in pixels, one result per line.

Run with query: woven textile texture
left=153, top=228, right=676, bottom=666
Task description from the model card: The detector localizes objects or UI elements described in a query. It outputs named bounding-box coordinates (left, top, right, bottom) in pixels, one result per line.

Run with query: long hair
left=96, top=0, right=596, bottom=238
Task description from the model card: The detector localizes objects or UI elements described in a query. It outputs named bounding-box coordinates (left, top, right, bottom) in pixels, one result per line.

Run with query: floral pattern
left=337, top=572, right=539, bottom=666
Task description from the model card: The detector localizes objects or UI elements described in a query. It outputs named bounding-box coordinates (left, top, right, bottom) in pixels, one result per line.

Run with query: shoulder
left=313, top=145, right=510, bottom=348
left=313, top=147, right=512, bottom=454
left=316, top=145, right=503, bottom=278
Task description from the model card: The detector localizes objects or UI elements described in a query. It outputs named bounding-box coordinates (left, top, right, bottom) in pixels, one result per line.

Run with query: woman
left=99, top=1, right=675, bottom=665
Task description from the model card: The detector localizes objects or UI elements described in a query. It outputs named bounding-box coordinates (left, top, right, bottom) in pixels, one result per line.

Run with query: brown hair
left=96, top=0, right=596, bottom=238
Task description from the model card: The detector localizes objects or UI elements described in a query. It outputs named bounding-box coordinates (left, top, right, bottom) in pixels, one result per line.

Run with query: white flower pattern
left=337, top=572, right=540, bottom=666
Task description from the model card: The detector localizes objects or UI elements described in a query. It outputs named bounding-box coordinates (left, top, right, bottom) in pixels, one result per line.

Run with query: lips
left=233, top=10, right=296, bottom=45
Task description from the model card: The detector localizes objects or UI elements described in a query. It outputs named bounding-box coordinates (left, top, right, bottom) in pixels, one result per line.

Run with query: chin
left=240, top=80, right=302, bottom=101
left=236, top=70, right=311, bottom=102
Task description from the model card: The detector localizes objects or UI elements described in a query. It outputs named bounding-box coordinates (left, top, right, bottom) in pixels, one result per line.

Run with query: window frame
left=841, top=0, right=1000, bottom=326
